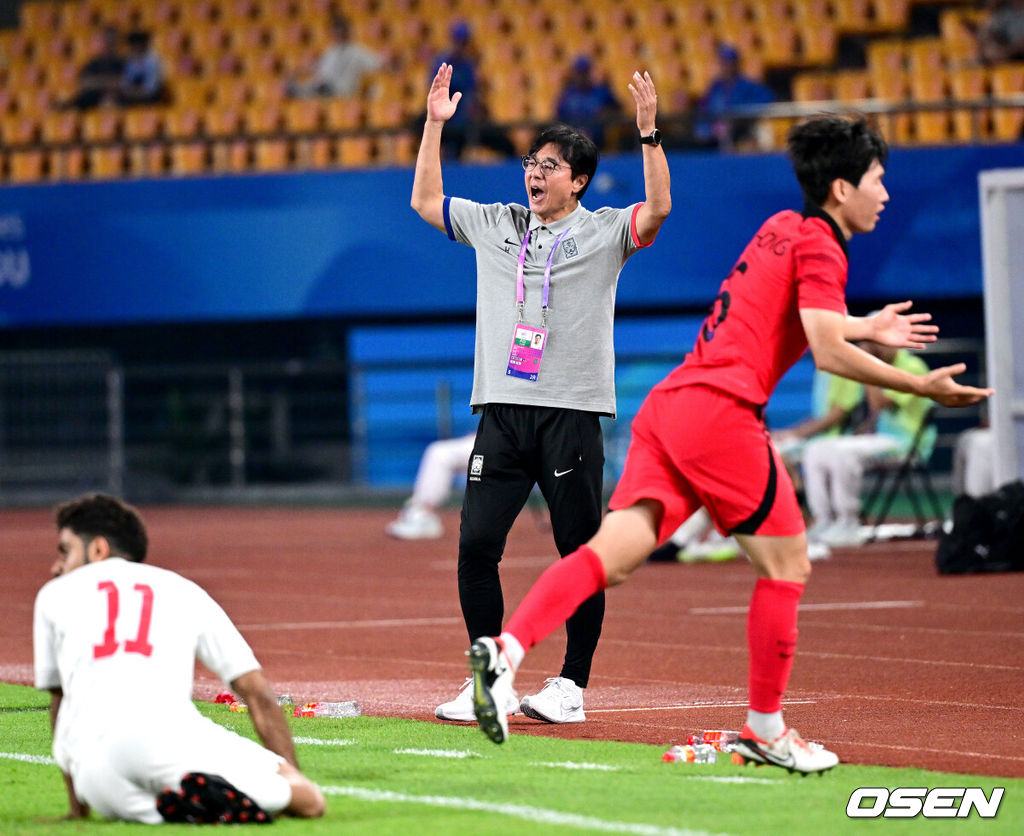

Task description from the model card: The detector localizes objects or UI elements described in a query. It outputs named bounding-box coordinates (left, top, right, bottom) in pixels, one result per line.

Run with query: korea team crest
left=561, top=236, right=579, bottom=259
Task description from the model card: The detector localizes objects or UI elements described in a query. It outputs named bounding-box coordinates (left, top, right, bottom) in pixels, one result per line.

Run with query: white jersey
left=33, top=557, right=260, bottom=776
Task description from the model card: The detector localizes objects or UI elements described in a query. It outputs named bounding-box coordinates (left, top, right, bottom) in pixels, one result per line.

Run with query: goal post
left=979, top=168, right=1024, bottom=487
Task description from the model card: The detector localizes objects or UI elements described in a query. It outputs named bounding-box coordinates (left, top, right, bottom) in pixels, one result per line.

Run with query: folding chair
left=861, top=407, right=944, bottom=539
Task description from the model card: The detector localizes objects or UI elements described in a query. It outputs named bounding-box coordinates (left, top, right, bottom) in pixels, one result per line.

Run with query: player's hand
left=426, top=63, right=461, bottom=124
left=629, top=70, right=657, bottom=134
left=867, top=300, right=939, bottom=349
left=920, top=363, right=993, bottom=407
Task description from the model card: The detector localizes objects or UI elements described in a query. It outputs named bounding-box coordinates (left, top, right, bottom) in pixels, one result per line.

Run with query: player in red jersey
left=464, top=115, right=993, bottom=772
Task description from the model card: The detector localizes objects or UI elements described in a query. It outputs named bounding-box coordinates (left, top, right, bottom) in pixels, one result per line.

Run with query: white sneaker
left=435, top=676, right=518, bottom=722
left=386, top=504, right=443, bottom=540
left=680, top=536, right=742, bottom=563
left=519, top=676, right=586, bottom=723
left=467, top=638, right=517, bottom=744
left=806, top=541, right=832, bottom=562
left=821, top=519, right=867, bottom=548
left=805, top=519, right=833, bottom=543
left=735, top=724, right=839, bottom=774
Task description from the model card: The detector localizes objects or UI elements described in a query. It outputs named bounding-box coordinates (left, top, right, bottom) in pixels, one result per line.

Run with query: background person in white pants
left=387, top=433, right=477, bottom=539
left=802, top=341, right=933, bottom=547
left=952, top=425, right=995, bottom=498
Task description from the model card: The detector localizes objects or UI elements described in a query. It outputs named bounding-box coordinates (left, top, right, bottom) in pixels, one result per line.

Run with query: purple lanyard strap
left=516, top=227, right=572, bottom=326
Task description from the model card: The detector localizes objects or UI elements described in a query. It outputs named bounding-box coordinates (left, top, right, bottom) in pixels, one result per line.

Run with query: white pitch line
left=294, top=737, right=354, bottom=746
left=320, top=785, right=727, bottom=836
left=1, top=751, right=56, bottom=765
left=685, top=776, right=780, bottom=785
left=586, top=699, right=816, bottom=714
left=690, top=600, right=923, bottom=616
left=533, top=761, right=620, bottom=771
left=238, top=617, right=462, bottom=631
left=394, top=748, right=479, bottom=759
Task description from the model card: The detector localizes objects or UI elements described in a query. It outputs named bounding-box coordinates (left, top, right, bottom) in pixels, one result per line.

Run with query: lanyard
left=516, top=227, right=572, bottom=327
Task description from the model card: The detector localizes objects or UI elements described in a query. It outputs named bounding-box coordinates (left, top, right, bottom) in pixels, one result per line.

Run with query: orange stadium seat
left=81, top=108, right=122, bottom=143
left=792, top=72, right=833, bottom=102
left=283, top=99, right=323, bottom=134
left=292, top=135, right=333, bottom=169
left=244, top=103, right=283, bottom=136
left=253, top=138, right=290, bottom=171
left=949, top=67, right=990, bottom=143
left=122, top=108, right=164, bottom=143
left=49, top=146, right=87, bottom=180
left=211, top=138, right=252, bottom=173
left=324, top=98, right=366, bottom=131
left=336, top=135, right=374, bottom=167
left=40, top=111, right=81, bottom=145
left=990, top=63, right=1024, bottom=141
left=205, top=107, right=243, bottom=139
left=164, top=107, right=203, bottom=140
left=2, top=113, right=41, bottom=147
left=8, top=149, right=46, bottom=183
left=170, top=141, right=208, bottom=175
left=89, top=145, right=127, bottom=179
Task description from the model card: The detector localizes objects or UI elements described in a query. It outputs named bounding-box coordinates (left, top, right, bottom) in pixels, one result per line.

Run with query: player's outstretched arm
left=233, top=669, right=299, bottom=768
left=629, top=70, right=670, bottom=245
left=802, top=307, right=993, bottom=407
left=844, top=300, right=939, bottom=349
left=411, top=63, right=461, bottom=232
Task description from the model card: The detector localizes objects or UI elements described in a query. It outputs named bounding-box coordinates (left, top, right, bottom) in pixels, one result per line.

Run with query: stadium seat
left=253, top=138, right=290, bottom=171
left=81, top=108, right=122, bottom=143
left=2, top=113, right=41, bottom=146
left=48, top=146, right=87, bottom=180
left=792, top=72, right=833, bottom=102
left=88, top=146, right=127, bottom=180
left=205, top=107, right=243, bottom=140
left=8, top=148, right=46, bottom=183
left=164, top=107, right=203, bottom=141
left=244, top=103, right=283, bottom=136
left=991, top=64, right=1024, bottom=141
left=336, top=135, right=375, bottom=167
left=292, top=135, right=333, bottom=169
left=170, top=141, right=208, bottom=175
left=283, top=99, right=323, bottom=134
left=122, top=108, right=163, bottom=143
left=949, top=67, right=990, bottom=143
left=40, top=110, right=81, bottom=145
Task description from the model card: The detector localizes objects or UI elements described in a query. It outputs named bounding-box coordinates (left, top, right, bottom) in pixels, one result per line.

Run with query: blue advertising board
left=0, top=144, right=1019, bottom=328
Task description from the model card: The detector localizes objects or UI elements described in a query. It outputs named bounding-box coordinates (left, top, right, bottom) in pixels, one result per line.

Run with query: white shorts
left=70, top=714, right=290, bottom=823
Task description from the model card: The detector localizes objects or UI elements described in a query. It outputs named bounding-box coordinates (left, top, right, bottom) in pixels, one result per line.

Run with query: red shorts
left=609, top=384, right=805, bottom=543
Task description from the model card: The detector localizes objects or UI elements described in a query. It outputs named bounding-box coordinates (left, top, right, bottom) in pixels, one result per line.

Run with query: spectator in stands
left=427, top=20, right=515, bottom=160
left=117, top=30, right=166, bottom=106
left=287, top=14, right=382, bottom=98
left=387, top=433, right=477, bottom=540
left=60, top=25, right=124, bottom=111
left=555, top=55, right=621, bottom=150
left=801, top=341, right=934, bottom=548
left=975, top=0, right=1024, bottom=64
left=693, top=44, right=775, bottom=150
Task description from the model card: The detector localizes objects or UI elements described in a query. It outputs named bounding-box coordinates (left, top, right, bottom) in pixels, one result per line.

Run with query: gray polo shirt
left=443, top=197, right=647, bottom=417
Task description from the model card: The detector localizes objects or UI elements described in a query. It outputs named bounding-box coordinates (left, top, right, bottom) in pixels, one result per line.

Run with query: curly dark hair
left=787, top=115, right=888, bottom=207
left=528, top=124, right=599, bottom=200
left=55, top=493, right=148, bottom=563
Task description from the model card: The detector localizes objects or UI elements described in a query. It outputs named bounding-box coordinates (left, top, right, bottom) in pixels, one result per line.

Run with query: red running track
left=3, top=505, right=1022, bottom=777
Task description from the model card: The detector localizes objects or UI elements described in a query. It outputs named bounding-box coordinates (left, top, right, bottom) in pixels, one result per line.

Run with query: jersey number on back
left=93, top=581, right=155, bottom=659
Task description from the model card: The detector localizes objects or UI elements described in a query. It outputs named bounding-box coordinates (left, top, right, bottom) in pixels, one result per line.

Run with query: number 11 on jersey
left=93, top=581, right=155, bottom=659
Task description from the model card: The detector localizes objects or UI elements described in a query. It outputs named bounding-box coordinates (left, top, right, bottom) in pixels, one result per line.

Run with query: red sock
left=504, top=545, right=608, bottom=652
left=747, top=577, right=804, bottom=713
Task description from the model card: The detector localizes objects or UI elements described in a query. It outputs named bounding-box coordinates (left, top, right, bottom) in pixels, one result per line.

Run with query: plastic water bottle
left=292, top=700, right=361, bottom=718
left=662, top=744, right=717, bottom=764
left=686, top=730, right=740, bottom=752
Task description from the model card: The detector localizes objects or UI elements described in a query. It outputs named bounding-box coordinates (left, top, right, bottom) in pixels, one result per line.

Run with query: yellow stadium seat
left=8, top=149, right=46, bottom=183
left=41, top=111, right=81, bottom=145
left=833, top=70, right=871, bottom=102
left=253, top=138, right=290, bottom=171
left=761, top=20, right=800, bottom=67
left=283, top=99, right=323, bottom=134
left=170, top=141, right=209, bottom=176
left=324, top=98, right=366, bottom=131
left=48, top=146, right=87, bottom=180
left=19, top=0, right=62, bottom=34
left=244, top=103, right=283, bottom=136
left=792, top=72, right=833, bottom=102
left=991, top=64, right=1024, bottom=141
left=336, top=135, right=375, bottom=167
left=81, top=108, right=122, bottom=143
left=293, top=136, right=333, bottom=169
left=211, top=138, right=252, bottom=173
left=164, top=107, right=203, bottom=141
left=949, top=67, right=990, bottom=143
left=3, top=113, right=40, bottom=147
left=89, top=146, right=127, bottom=180
left=205, top=108, right=243, bottom=139
left=122, top=108, right=163, bottom=142
left=797, top=21, right=837, bottom=65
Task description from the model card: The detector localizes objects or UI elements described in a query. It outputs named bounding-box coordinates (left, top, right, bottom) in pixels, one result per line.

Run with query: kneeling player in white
left=33, top=493, right=325, bottom=823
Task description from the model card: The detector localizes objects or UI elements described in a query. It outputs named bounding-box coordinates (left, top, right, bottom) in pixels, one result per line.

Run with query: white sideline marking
left=690, top=600, right=923, bottom=616
left=320, top=785, right=726, bottom=836
left=686, top=776, right=780, bottom=785
left=294, top=737, right=354, bottom=746
left=394, top=748, right=478, bottom=759
left=587, top=699, right=816, bottom=714
left=533, top=761, right=620, bottom=771
left=238, top=617, right=462, bottom=631
left=1, top=751, right=56, bottom=765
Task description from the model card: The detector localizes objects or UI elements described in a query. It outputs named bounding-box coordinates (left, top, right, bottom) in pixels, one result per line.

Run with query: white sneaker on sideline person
left=806, top=541, right=832, bottom=561
left=519, top=676, right=586, bottom=723
left=821, top=518, right=867, bottom=548
left=435, top=676, right=518, bottom=722
left=386, top=503, right=443, bottom=540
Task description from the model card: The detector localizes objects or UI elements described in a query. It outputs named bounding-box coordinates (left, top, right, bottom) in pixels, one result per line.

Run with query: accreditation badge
left=506, top=322, right=547, bottom=381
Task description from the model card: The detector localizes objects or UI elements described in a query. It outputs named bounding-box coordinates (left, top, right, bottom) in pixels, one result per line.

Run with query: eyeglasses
left=522, top=156, right=567, bottom=175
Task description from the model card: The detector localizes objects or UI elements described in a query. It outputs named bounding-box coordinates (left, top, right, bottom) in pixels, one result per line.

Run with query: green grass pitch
left=1, top=682, right=1019, bottom=834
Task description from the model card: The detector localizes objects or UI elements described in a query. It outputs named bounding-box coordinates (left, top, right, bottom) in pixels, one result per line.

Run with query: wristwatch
left=639, top=129, right=662, bottom=147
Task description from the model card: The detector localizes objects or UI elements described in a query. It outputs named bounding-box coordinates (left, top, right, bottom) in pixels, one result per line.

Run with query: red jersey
left=658, top=207, right=849, bottom=405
